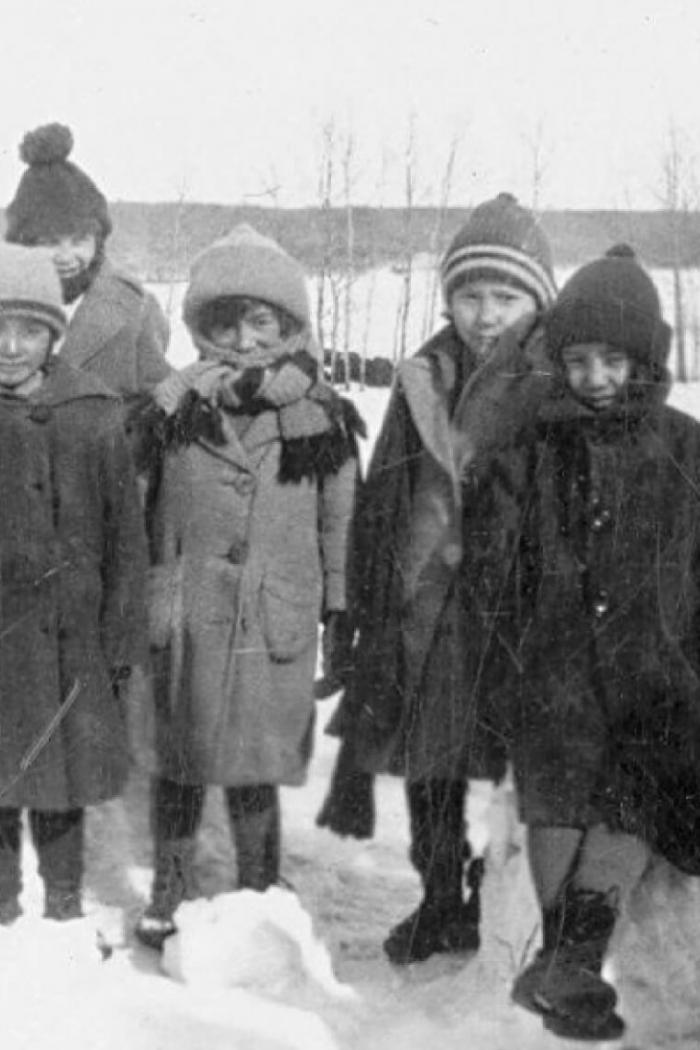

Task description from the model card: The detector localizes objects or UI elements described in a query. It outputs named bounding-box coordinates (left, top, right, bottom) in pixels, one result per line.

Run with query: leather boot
left=512, top=885, right=625, bottom=1041
left=227, top=785, right=280, bottom=891
left=30, top=809, right=84, bottom=921
left=383, top=780, right=481, bottom=964
left=135, top=778, right=204, bottom=951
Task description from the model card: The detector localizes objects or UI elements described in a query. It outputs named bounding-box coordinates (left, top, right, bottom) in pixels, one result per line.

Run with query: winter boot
left=512, top=887, right=624, bottom=1041
left=227, top=785, right=280, bottom=891
left=30, top=809, right=85, bottom=922
left=0, top=808, right=23, bottom=925
left=135, top=778, right=204, bottom=951
left=383, top=780, right=481, bottom=965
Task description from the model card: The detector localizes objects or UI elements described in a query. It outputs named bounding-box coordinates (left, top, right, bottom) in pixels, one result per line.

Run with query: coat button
left=590, top=501, right=612, bottom=533
left=234, top=475, right=255, bottom=496
left=29, top=405, right=51, bottom=424
left=442, top=542, right=462, bottom=567
left=227, top=540, right=248, bottom=564
left=593, top=589, right=610, bottom=618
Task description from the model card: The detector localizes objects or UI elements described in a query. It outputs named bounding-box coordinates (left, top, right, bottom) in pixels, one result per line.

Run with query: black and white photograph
left=1, top=1, right=700, bottom=1047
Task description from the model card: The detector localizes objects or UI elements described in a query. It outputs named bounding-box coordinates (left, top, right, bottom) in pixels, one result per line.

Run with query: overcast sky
left=1, top=0, right=698, bottom=210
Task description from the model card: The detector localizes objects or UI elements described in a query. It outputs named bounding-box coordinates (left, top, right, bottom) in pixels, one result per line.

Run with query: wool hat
left=5, top=124, right=112, bottom=244
left=545, top=244, right=671, bottom=363
left=183, top=224, right=311, bottom=334
left=0, top=243, right=66, bottom=337
left=441, top=192, right=556, bottom=311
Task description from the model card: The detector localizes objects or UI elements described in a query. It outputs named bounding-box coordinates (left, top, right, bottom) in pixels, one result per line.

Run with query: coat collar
left=398, top=326, right=467, bottom=484
left=28, top=358, right=118, bottom=407
left=58, top=261, right=137, bottom=371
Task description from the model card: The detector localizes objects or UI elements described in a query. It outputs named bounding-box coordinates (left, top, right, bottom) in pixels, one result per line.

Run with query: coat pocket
left=261, top=573, right=322, bottom=663
left=147, top=562, right=184, bottom=650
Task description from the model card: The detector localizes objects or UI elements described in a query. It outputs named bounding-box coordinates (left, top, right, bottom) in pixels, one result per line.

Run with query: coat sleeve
left=98, top=407, right=150, bottom=668
left=318, top=453, right=360, bottom=613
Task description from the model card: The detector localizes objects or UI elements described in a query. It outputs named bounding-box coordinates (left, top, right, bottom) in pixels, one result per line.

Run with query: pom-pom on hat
left=441, top=192, right=556, bottom=312
left=545, top=244, right=671, bottom=365
left=5, top=123, right=112, bottom=244
left=0, top=243, right=66, bottom=338
left=183, top=224, right=311, bottom=335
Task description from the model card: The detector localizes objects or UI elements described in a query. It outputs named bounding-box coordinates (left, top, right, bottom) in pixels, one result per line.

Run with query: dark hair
left=199, top=296, right=300, bottom=340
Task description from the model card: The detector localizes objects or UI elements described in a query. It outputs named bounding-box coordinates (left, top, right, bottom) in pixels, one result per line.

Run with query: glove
left=316, top=738, right=375, bottom=839
left=314, top=611, right=354, bottom=700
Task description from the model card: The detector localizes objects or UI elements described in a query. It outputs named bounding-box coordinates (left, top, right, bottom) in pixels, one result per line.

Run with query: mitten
left=316, top=738, right=376, bottom=839
left=314, top=611, right=354, bottom=700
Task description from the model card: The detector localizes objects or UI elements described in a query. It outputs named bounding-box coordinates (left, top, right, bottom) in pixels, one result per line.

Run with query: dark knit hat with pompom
left=441, top=192, right=556, bottom=312
left=5, top=124, right=112, bottom=244
left=545, top=244, right=671, bottom=364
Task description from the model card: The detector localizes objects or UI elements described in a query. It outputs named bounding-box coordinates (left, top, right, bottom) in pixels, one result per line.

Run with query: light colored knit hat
left=183, top=224, right=311, bottom=334
left=0, top=243, right=66, bottom=337
left=441, top=192, right=556, bottom=312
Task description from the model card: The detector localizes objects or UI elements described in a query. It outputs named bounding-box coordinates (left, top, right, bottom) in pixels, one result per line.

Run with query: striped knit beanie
left=183, top=224, right=311, bottom=335
left=0, top=243, right=66, bottom=337
left=545, top=244, right=670, bottom=365
left=441, top=193, right=556, bottom=312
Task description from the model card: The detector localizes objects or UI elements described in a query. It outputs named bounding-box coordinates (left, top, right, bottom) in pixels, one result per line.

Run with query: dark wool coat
left=331, top=326, right=518, bottom=783
left=147, top=390, right=359, bottom=787
left=57, top=260, right=171, bottom=453
left=0, top=360, right=148, bottom=810
left=502, top=376, right=700, bottom=872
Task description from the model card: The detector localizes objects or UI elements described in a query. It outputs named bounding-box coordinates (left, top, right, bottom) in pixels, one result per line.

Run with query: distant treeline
left=6, top=203, right=697, bottom=280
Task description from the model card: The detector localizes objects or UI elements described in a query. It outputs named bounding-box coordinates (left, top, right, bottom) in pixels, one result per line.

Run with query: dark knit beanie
left=441, top=192, right=556, bottom=311
left=545, top=244, right=671, bottom=364
left=183, top=224, right=311, bottom=334
left=5, top=124, right=112, bottom=244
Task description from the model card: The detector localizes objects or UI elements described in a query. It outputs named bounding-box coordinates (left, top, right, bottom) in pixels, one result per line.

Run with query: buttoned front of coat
left=0, top=361, right=147, bottom=808
left=149, top=406, right=356, bottom=786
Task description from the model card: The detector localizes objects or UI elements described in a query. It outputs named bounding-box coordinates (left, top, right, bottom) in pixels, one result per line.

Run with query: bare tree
left=659, top=122, right=694, bottom=382
left=316, top=119, right=336, bottom=361
left=523, top=119, right=552, bottom=213
left=341, top=130, right=356, bottom=390
left=361, top=147, right=389, bottom=386
left=397, top=114, right=417, bottom=362
left=421, top=133, right=461, bottom=343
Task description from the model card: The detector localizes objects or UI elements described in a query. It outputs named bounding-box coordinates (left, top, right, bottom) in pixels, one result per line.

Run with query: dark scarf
left=60, top=238, right=107, bottom=305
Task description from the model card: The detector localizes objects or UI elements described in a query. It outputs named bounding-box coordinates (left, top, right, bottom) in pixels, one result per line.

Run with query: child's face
left=561, top=342, right=632, bottom=411
left=36, top=234, right=98, bottom=282
left=450, top=279, right=538, bottom=358
left=0, top=315, right=53, bottom=391
left=208, top=300, right=283, bottom=357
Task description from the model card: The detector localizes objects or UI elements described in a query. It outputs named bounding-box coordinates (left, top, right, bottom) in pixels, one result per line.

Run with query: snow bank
left=162, top=887, right=354, bottom=1002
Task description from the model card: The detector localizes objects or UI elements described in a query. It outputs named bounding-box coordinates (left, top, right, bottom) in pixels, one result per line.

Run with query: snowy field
left=6, top=290, right=700, bottom=1050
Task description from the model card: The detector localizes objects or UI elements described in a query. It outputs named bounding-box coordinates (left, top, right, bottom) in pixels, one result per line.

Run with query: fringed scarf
left=144, top=331, right=365, bottom=484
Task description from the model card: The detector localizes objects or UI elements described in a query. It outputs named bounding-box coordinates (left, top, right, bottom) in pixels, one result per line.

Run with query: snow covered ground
left=6, top=328, right=700, bottom=1048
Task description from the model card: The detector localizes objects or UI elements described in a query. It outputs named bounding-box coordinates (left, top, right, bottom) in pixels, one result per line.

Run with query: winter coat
left=57, top=259, right=171, bottom=455
left=331, top=325, right=521, bottom=783
left=0, top=359, right=148, bottom=810
left=147, top=388, right=360, bottom=787
left=500, top=374, right=700, bottom=870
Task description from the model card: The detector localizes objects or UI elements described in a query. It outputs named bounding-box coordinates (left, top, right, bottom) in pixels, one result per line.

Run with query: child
left=0, top=243, right=147, bottom=922
left=4, top=123, right=171, bottom=448
left=504, top=246, right=700, bottom=1040
left=134, top=225, right=362, bottom=950
left=318, top=194, right=557, bottom=964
